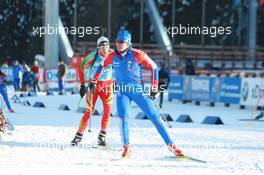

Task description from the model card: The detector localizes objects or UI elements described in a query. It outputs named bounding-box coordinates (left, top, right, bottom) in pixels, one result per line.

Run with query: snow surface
left=1, top=91, right=264, bottom=175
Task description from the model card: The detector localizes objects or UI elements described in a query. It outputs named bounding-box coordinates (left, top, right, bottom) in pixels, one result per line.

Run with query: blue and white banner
left=168, top=75, right=184, bottom=101
left=190, top=76, right=211, bottom=101
left=45, top=68, right=77, bottom=82
left=168, top=75, right=264, bottom=107
left=240, top=78, right=264, bottom=106
left=219, top=77, right=241, bottom=104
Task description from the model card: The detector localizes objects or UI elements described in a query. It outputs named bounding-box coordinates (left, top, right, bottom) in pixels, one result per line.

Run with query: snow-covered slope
left=0, top=92, right=264, bottom=175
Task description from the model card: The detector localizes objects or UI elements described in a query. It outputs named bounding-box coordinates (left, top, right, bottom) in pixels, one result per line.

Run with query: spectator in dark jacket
left=158, top=64, right=170, bottom=108
left=185, top=59, right=195, bottom=75
left=57, top=60, right=67, bottom=95
left=22, top=63, right=32, bottom=92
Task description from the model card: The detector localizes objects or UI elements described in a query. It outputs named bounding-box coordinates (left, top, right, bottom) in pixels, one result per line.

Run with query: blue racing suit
left=0, top=72, right=12, bottom=110
left=93, top=48, right=174, bottom=146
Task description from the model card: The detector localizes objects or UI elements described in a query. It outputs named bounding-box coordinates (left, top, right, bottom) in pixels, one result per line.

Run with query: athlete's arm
left=79, top=50, right=97, bottom=85
left=135, top=50, right=159, bottom=90
left=93, top=51, right=115, bottom=80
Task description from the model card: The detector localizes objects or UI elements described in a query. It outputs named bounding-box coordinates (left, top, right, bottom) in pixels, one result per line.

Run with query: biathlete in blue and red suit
left=91, top=30, right=184, bottom=158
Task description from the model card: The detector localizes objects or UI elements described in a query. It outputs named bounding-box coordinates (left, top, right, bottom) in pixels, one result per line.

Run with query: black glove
left=79, top=85, right=86, bottom=98
left=150, top=89, right=159, bottom=100
left=89, top=79, right=97, bottom=93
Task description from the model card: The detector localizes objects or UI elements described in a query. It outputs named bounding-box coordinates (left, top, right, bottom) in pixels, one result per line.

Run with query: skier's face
left=98, top=44, right=110, bottom=58
left=116, top=40, right=129, bottom=52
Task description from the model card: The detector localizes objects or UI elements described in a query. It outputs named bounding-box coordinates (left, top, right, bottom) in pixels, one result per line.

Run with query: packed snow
left=0, top=89, right=264, bottom=175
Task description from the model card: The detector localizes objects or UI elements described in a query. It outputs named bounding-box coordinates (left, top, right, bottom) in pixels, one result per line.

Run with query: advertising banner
left=190, top=76, right=211, bottom=101
left=45, top=68, right=77, bottom=82
left=240, top=78, right=264, bottom=106
left=219, top=77, right=241, bottom=104
left=168, top=75, right=184, bottom=101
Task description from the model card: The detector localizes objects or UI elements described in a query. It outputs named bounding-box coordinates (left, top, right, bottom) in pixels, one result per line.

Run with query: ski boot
left=8, top=109, right=15, bottom=113
left=255, top=112, right=264, bottom=120
left=98, top=131, right=107, bottom=146
left=168, top=144, right=184, bottom=157
left=70, top=132, right=83, bottom=146
left=121, top=144, right=131, bottom=158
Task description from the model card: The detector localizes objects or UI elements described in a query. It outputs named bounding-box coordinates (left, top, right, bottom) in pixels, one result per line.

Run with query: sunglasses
left=98, top=41, right=109, bottom=47
left=116, top=40, right=127, bottom=44
left=98, top=45, right=109, bottom=49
